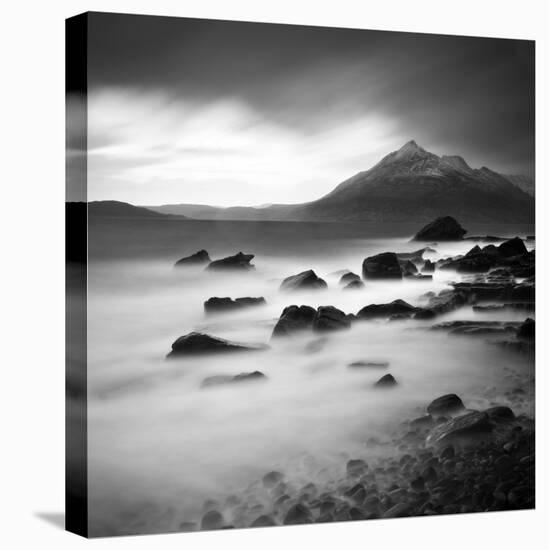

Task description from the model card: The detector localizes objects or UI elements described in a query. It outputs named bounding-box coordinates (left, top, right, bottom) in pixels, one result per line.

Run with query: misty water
left=84, top=219, right=534, bottom=535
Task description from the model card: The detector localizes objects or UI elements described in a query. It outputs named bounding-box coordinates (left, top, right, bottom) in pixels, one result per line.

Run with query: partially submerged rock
left=280, top=270, right=327, bottom=291
left=201, top=510, right=224, bottom=530
left=204, top=296, right=266, bottom=313
left=283, top=503, right=313, bottom=525
left=272, top=305, right=316, bottom=337
left=427, top=394, right=465, bottom=416
left=517, top=318, right=535, bottom=340
left=313, top=306, right=351, bottom=332
left=343, top=279, right=365, bottom=290
left=427, top=411, right=492, bottom=445
left=167, top=332, right=268, bottom=358
left=413, top=216, right=467, bottom=241
left=201, top=371, right=267, bottom=388
left=430, top=320, right=521, bottom=337
left=339, top=272, right=361, bottom=285
left=422, top=259, right=435, bottom=273
left=348, top=360, right=389, bottom=369
left=207, top=252, right=255, bottom=270
left=396, top=247, right=436, bottom=261
left=362, top=252, right=403, bottom=279
left=357, top=299, right=418, bottom=320
left=374, top=373, right=397, bottom=387
left=175, top=249, right=210, bottom=266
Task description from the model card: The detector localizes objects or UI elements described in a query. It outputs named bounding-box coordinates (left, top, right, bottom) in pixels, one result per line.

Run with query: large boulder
left=201, top=371, right=267, bottom=388
left=204, top=297, right=266, bottom=313
left=167, top=332, right=268, bottom=358
left=207, top=252, right=255, bottom=270
left=413, top=216, right=467, bottom=241
left=312, top=306, right=351, bottom=332
left=280, top=270, right=327, bottom=291
left=362, top=252, right=403, bottom=279
left=272, top=305, right=316, bottom=337
left=175, top=249, right=210, bottom=266
left=357, top=299, right=418, bottom=320
left=427, top=411, right=492, bottom=445
left=426, top=394, right=465, bottom=416
left=498, top=237, right=528, bottom=258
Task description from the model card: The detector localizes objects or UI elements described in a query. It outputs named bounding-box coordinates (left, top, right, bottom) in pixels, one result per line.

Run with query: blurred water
left=85, top=219, right=534, bottom=535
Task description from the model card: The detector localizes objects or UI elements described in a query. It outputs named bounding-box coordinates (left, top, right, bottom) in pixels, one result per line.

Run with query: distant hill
left=146, top=141, right=534, bottom=224
left=87, top=200, right=186, bottom=219
left=505, top=174, right=535, bottom=197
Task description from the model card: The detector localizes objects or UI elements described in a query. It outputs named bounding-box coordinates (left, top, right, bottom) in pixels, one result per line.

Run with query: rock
left=374, top=374, right=397, bottom=387
left=272, top=305, right=316, bottom=337
left=357, top=299, right=418, bottom=320
left=263, top=471, right=284, bottom=488
left=280, top=270, right=327, bottom=291
left=414, top=288, right=471, bottom=318
left=343, top=279, right=365, bottom=290
left=339, top=272, right=361, bottom=285
left=167, top=332, right=268, bottom=358
left=401, top=259, right=418, bottom=277
left=200, top=510, right=223, bottom=530
left=362, top=252, right=403, bottom=279
left=427, top=394, right=465, bottom=416
left=383, top=502, right=413, bottom=518
left=204, top=296, right=266, bottom=313
left=396, top=247, right=436, bottom=261
left=413, top=216, right=467, bottom=241
left=485, top=406, right=515, bottom=422
left=422, top=259, right=435, bottom=273
left=428, top=411, right=492, bottom=445
left=251, top=515, right=276, bottom=527
left=348, top=360, right=389, bottom=369
left=346, top=459, right=368, bottom=477
left=207, top=252, right=255, bottom=270
left=312, top=306, right=351, bottom=332
left=429, top=320, right=520, bottom=337
left=498, top=237, right=527, bottom=258
left=283, top=504, right=312, bottom=525
left=175, top=249, right=210, bottom=266
left=517, top=318, right=535, bottom=340
left=410, top=415, right=434, bottom=429
left=201, top=371, right=267, bottom=388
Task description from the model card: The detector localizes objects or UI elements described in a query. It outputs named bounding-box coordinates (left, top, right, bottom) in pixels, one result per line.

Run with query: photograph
left=65, top=11, right=535, bottom=538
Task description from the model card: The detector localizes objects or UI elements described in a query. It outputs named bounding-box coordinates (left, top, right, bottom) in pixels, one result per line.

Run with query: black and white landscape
left=68, top=13, right=535, bottom=537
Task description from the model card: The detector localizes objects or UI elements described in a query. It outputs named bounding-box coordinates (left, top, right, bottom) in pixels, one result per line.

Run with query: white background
left=0, top=0, right=546, bottom=548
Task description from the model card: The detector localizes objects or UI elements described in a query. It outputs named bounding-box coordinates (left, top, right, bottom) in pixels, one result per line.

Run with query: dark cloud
left=86, top=12, right=534, bottom=177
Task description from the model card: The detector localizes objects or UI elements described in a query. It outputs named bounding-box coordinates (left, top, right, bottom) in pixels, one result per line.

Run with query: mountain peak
left=390, top=140, right=431, bottom=162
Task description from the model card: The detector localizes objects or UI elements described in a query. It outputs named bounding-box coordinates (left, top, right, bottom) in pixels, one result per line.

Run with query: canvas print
left=66, top=12, right=535, bottom=538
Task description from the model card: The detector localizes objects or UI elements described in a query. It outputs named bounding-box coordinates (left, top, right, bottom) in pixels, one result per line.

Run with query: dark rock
left=439, top=445, right=455, bottom=459
left=413, top=216, right=467, bottom=241
left=348, top=360, right=389, bottom=369
left=429, top=320, right=520, bottom=337
left=362, top=252, right=403, bottom=279
left=415, top=289, right=471, bottom=318
left=280, top=270, right=327, bottom=291
left=410, top=415, right=434, bottom=429
left=422, top=259, right=435, bottom=273
left=340, top=272, right=361, bottom=285
left=343, top=279, right=365, bottom=290
left=498, top=237, right=528, bottom=258
left=401, top=259, right=418, bottom=277
left=204, top=296, right=266, bottom=313
left=175, top=249, right=210, bottom=266
left=410, top=476, right=425, bottom=491
left=313, top=306, right=351, bottom=332
left=485, top=406, right=515, bottom=422
left=517, top=318, right=535, bottom=340
left=272, top=305, right=316, bottom=337
left=251, top=515, right=276, bottom=527
left=374, top=374, right=397, bottom=387
left=200, top=510, right=223, bottom=530
left=396, top=247, right=436, bottom=261
left=473, top=303, right=535, bottom=313
left=427, top=394, right=465, bottom=416
left=283, top=503, right=313, bottom=525
left=346, top=459, right=368, bottom=477
left=428, top=411, right=492, bottom=445
left=167, top=332, right=268, bottom=358
left=207, top=252, right=255, bottom=270
left=383, top=502, right=413, bottom=518
left=357, top=299, right=418, bottom=320
left=201, top=371, right=267, bottom=388
left=263, top=471, right=284, bottom=488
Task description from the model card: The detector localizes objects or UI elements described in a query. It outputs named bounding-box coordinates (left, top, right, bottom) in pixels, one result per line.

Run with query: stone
left=251, top=515, right=276, bottom=527
left=280, top=270, right=327, bottom=291
left=200, top=510, right=224, bottom=530
left=201, top=371, right=267, bottom=388
left=362, top=252, right=403, bottom=279
left=272, top=305, right=316, bottom=337
left=427, top=394, right=465, bottom=416
left=348, top=361, right=389, bottom=369
left=422, top=259, right=435, bottom=273
left=167, top=332, right=268, bottom=358
left=517, top=318, right=535, bottom=340
left=357, top=299, right=418, bottom=320
left=374, top=374, right=397, bottom=387
left=339, top=272, right=361, bottom=285
left=498, top=237, right=528, bottom=258
left=346, top=459, right=368, bottom=477
left=204, top=296, right=266, bottom=313
left=207, top=252, right=255, bottom=270
left=343, top=279, right=365, bottom=290
left=313, top=306, right=351, bottom=332
left=283, top=504, right=313, bottom=525
left=413, top=216, right=467, bottom=241
left=428, top=411, right=492, bottom=445
left=383, top=502, right=413, bottom=518
left=485, top=406, right=515, bottom=422
left=174, top=249, right=210, bottom=266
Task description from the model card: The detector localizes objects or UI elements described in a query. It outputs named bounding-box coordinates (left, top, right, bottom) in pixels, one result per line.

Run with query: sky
left=67, top=12, right=535, bottom=206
